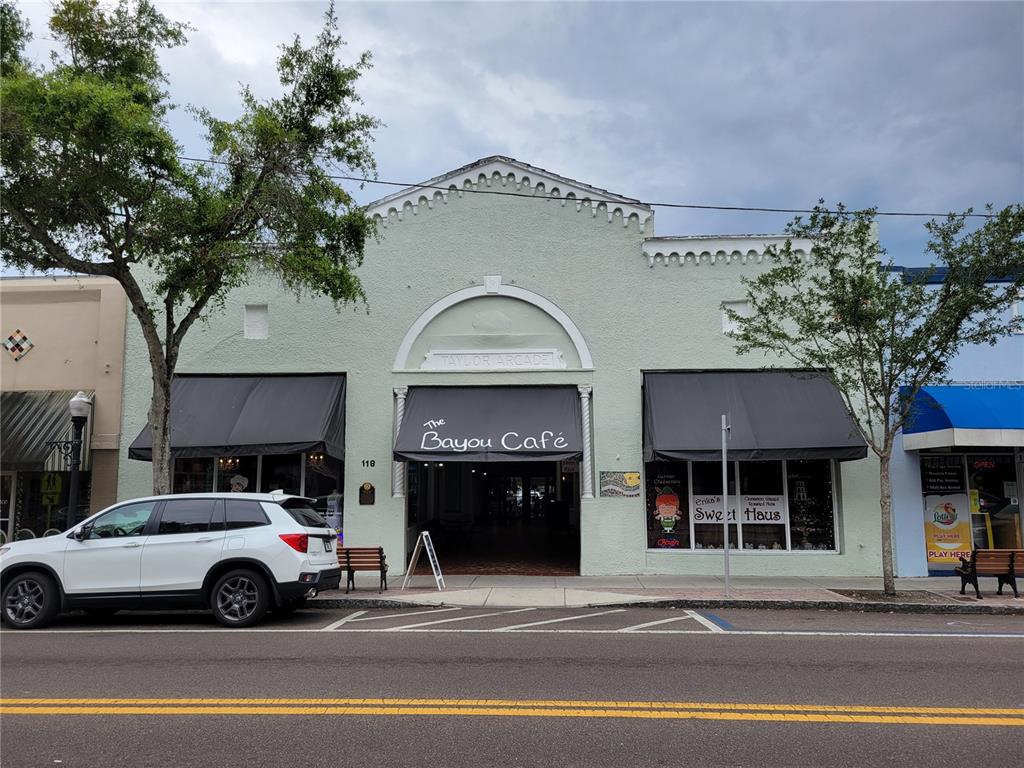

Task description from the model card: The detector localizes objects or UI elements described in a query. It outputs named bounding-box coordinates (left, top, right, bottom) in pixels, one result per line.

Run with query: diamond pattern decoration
left=4, top=329, right=34, bottom=361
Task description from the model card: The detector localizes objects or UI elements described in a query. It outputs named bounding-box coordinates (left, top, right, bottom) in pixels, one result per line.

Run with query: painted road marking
left=685, top=610, right=725, bottom=632
left=320, top=610, right=366, bottom=631
left=346, top=607, right=462, bottom=623
left=494, top=609, right=628, bottom=631
left=385, top=608, right=535, bottom=630
left=3, top=627, right=1024, bottom=638
left=3, top=698, right=1022, bottom=726
left=615, top=615, right=700, bottom=632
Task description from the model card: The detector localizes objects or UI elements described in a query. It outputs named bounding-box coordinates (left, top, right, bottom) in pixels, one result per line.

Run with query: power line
left=176, top=154, right=997, bottom=219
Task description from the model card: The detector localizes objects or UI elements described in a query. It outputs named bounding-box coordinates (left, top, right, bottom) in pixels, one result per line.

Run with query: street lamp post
left=65, top=391, right=92, bottom=531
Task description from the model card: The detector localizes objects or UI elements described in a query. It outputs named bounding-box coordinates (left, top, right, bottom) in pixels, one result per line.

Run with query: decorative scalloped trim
left=641, top=236, right=809, bottom=267
left=369, top=160, right=653, bottom=232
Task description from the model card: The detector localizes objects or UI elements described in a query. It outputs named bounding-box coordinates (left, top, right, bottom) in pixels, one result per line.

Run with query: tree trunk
left=148, top=369, right=173, bottom=495
left=879, top=453, right=896, bottom=595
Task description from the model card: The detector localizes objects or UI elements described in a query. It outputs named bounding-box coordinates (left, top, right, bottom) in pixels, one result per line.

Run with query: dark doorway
left=406, top=461, right=580, bottom=575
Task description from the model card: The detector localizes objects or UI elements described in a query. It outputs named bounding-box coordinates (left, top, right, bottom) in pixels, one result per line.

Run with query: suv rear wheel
left=2, top=571, right=60, bottom=629
left=210, top=569, right=269, bottom=628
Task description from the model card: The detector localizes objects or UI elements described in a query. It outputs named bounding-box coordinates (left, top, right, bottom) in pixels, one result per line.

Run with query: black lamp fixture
left=65, top=391, right=92, bottom=530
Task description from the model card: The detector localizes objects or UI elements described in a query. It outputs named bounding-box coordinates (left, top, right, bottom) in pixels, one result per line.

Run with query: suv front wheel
left=2, top=571, right=60, bottom=629
left=210, top=569, right=269, bottom=628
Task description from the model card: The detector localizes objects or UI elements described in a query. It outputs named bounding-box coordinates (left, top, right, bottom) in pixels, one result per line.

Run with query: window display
left=691, top=462, right=738, bottom=549
left=172, top=457, right=213, bottom=493
left=217, top=456, right=257, bottom=493
left=645, top=462, right=690, bottom=549
left=260, top=454, right=302, bottom=495
left=786, top=460, right=836, bottom=550
left=966, top=454, right=1021, bottom=549
left=644, top=459, right=837, bottom=552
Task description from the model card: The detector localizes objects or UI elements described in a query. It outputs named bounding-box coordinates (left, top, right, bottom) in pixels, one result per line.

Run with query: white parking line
left=685, top=610, right=726, bottom=633
left=386, top=608, right=535, bottom=631
left=346, top=607, right=462, bottom=623
left=320, top=610, right=366, bottom=631
left=494, top=609, right=627, bottom=631
left=616, top=614, right=701, bottom=632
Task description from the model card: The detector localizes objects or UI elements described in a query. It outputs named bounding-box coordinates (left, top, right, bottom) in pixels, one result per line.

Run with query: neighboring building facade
left=1, top=275, right=127, bottom=539
left=890, top=270, right=1023, bottom=576
left=116, top=156, right=884, bottom=577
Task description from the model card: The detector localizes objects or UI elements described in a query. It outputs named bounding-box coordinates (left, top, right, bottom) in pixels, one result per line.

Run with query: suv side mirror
left=74, top=524, right=92, bottom=541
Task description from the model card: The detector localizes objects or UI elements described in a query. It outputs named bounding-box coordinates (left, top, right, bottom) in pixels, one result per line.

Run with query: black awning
left=129, top=374, right=345, bottom=461
left=394, top=386, right=582, bottom=462
left=1, top=390, right=94, bottom=470
left=643, top=370, right=867, bottom=462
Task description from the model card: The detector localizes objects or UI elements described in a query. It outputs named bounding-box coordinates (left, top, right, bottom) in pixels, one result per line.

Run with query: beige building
left=1, top=275, right=127, bottom=539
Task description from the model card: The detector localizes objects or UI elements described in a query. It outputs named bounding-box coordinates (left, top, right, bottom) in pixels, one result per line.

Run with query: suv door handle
left=122, top=542, right=141, bottom=548
left=195, top=537, right=216, bottom=543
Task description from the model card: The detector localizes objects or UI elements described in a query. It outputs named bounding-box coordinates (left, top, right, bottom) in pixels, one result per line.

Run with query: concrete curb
left=310, top=596, right=1024, bottom=615
left=585, top=599, right=1024, bottom=615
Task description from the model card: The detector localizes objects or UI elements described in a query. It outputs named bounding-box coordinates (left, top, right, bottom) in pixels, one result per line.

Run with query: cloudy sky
left=16, top=0, right=1024, bottom=264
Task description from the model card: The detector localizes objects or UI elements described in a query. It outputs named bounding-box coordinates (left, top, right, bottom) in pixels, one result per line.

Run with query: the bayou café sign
left=418, top=418, right=570, bottom=453
left=692, top=495, right=786, bottom=524
left=422, top=348, right=567, bottom=371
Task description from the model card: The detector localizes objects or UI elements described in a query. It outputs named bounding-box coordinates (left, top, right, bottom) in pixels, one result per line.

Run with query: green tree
left=1, top=0, right=379, bottom=495
left=726, top=203, right=1024, bottom=594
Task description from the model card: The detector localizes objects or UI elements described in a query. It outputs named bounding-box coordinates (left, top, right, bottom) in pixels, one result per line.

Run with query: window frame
left=644, top=458, right=841, bottom=554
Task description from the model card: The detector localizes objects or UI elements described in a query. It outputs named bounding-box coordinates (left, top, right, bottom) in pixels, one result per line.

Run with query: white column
left=392, top=386, right=408, bottom=497
left=578, top=384, right=594, bottom=499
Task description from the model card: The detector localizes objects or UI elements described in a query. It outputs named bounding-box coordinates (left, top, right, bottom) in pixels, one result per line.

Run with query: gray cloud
left=14, top=1, right=1022, bottom=264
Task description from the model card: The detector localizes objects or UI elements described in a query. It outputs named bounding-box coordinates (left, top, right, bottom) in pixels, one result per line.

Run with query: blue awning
left=903, top=385, right=1024, bottom=450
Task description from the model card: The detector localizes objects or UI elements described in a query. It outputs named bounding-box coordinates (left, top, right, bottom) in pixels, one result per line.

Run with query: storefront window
left=260, top=454, right=302, bottom=495
left=217, top=456, right=257, bottom=493
left=173, top=458, right=214, bottom=493
left=739, top=461, right=787, bottom=550
left=645, top=461, right=690, bottom=549
left=691, top=462, right=738, bottom=550
left=305, top=454, right=343, bottom=529
left=644, top=459, right=837, bottom=552
left=786, top=460, right=836, bottom=550
left=966, top=454, right=1021, bottom=549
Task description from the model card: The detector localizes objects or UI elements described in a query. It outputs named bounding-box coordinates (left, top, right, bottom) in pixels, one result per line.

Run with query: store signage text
left=419, top=426, right=569, bottom=453
left=692, top=494, right=786, bottom=524
left=421, top=348, right=567, bottom=371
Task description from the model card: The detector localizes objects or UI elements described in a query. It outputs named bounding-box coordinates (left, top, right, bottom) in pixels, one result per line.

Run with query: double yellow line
left=2, top=698, right=1023, bottom=726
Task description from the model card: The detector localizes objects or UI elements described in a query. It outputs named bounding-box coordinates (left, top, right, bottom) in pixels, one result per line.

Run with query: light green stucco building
left=117, top=156, right=883, bottom=577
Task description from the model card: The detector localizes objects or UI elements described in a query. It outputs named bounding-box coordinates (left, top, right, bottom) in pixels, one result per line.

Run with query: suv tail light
left=279, top=533, right=309, bottom=553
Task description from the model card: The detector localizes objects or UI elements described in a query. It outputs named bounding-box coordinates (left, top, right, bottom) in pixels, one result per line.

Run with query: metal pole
left=721, top=413, right=730, bottom=598
left=66, top=415, right=86, bottom=531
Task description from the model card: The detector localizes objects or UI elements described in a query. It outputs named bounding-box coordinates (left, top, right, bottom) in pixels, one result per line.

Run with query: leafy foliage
left=727, top=202, right=1023, bottom=592
left=1, top=0, right=381, bottom=493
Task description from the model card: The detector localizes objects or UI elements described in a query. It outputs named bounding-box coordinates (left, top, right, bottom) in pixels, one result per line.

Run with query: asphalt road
left=2, top=607, right=1022, bottom=767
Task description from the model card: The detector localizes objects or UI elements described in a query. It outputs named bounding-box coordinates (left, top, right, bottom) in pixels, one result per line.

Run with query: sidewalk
left=313, top=575, right=1024, bottom=614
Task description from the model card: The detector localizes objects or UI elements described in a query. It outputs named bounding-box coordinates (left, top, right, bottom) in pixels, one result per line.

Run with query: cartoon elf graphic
left=653, top=487, right=682, bottom=533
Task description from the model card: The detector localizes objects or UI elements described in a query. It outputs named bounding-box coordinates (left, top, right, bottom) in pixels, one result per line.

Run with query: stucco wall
left=116, top=175, right=884, bottom=577
left=2, top=275, right=127, bottom=513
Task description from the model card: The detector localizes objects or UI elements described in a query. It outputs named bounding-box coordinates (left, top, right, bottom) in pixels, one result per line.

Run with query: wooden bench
left=337, top=547, right=388, bottom=594
left=955, top=549, right=1021, bottom=599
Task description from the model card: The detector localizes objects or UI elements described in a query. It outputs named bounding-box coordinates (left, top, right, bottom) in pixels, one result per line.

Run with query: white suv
left=0, top=493, right=341, bottom=629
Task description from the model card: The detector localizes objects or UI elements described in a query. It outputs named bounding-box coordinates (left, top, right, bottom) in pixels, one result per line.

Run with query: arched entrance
left=392, top=278, right=594, bottom=575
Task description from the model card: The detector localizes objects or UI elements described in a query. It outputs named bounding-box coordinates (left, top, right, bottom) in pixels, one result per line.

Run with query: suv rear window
left=225, top=500, right=270, bottom=530
left=284, top=506, right=330, bottom=528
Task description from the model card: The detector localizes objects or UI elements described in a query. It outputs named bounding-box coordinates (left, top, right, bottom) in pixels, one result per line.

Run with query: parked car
left=0, top=493, right=341, bottom=629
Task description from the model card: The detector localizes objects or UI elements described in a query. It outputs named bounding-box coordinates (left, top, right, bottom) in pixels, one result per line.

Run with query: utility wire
left=176, top=154, right=997, bottom=219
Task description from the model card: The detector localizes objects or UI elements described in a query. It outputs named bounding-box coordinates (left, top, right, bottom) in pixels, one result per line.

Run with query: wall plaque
left=359, top=482, right=375, bottom=505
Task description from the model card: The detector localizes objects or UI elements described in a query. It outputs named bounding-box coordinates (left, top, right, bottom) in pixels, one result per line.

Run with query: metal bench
left=955, top=549, right=1020, bottom=599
